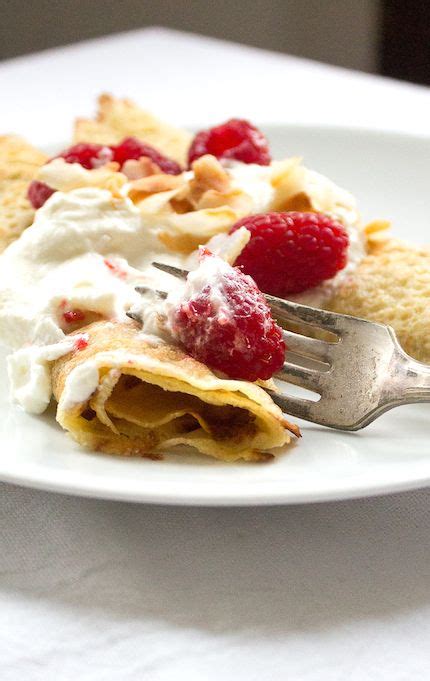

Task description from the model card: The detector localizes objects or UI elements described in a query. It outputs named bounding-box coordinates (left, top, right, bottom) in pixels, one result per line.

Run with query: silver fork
left=134, top=261, right=430, bottom=431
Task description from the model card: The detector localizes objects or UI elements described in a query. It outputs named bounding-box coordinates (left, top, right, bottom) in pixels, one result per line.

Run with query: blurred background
left=0, top=0, right=428, bottom=85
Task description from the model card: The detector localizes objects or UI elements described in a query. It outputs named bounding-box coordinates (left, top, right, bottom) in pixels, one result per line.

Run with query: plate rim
left=1, top=462, right=430, bottom=506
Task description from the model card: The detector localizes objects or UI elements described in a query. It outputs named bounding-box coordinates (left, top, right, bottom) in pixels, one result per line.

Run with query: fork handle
left=388, top=354, right=430, bottom=406
left=328, top=352, right=430, bottom=431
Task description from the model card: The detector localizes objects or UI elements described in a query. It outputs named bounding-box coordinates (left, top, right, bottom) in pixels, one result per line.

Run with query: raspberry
left=27, top=143, right=114, bottom=209
left=74, top=335, right=89, bottom=351
left=27, top=180, right=55, bottom=209
left=57, top=143, right=114, bottom=169
left=188, top=119, right=271, bottom=166
left=112, top=137, right=182, bottom=175
left=168, top=250, right=285, bottom=381
left=231, top=212, right=349, bottom=296
left=63, top=309, right=86, bottom=324
left=27, top=137, right=181, bottom=210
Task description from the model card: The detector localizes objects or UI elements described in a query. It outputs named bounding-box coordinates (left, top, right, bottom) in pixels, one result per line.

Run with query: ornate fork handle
left=345, top=348, right=430, bottom=431
left=388, top=352, right=430, bottom=405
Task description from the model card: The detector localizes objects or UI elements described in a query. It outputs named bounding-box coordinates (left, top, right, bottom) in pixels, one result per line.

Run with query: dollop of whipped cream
left=60, top=360, right=101, bottom=411
left=0, top=188, right=146, bottom=348
left=7, top=334, right=89, bottom=414
left=166, top=251, right=232, bottom=320
left=0, top=186, right=179, bottom=412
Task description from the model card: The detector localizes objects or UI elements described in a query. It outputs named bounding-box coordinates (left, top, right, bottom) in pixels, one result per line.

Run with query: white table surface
left=1, top=27, right=430, bottom=680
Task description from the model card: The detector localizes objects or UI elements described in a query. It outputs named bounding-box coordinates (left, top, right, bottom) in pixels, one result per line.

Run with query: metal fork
left=136, top=261, right=430, bottom=431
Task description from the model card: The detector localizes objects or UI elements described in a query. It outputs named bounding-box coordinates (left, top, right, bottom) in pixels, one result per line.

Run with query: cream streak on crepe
left=7, top=335, right=89, bottom=414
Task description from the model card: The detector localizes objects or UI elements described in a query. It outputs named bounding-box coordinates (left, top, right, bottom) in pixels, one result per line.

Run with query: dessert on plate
left=0, top=94, right=427, bottom=462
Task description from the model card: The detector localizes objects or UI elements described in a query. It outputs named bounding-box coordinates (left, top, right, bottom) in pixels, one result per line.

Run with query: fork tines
left=149, top=262, right=339, bottom=342
left=265, top=294, right=342, bottom=336
left=151, top=262, right=189, bottom=280
left=135, top=285, right=168, bottom=299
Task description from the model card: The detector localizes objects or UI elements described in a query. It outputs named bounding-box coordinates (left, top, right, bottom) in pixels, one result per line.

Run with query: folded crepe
left=73, top=93, right=191, bottom=166
left=52, top=321, right=298, bottom=462
left=0, top=135, right=47, bottom=252
left=328, top=236, right=430, bottom=363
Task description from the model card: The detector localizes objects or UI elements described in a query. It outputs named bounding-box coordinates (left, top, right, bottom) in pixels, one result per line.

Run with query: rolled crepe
left=328, top=237, right=430, bottom=363
left=52, top=321, right=298, bottom=462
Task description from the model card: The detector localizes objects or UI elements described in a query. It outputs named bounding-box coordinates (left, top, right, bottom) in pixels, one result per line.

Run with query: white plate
left=1, top=124, right=430, bottom=505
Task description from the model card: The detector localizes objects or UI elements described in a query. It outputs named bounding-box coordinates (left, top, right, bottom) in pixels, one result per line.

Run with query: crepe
left=0, top=135, right=47, bottom=251
left=52, top=321, right=298, bottom=462
left=328, top=236, right=430, bottom=363
left=74, top=94, right=191, bottom=166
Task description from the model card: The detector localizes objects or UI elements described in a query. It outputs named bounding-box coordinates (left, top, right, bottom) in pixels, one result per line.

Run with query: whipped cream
left=132, top=252, right=244, bottom=345
left=0, top=189, right=145, bottom=348
left=167, top=253, right=231, bottom=317
left=0, top=187, right=181, bottom=412
left=7, top=335, right=88, bottom=413
left=61, top=360, right=100, bottom=411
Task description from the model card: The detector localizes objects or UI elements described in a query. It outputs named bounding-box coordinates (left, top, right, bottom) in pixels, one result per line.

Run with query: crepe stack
left=52, top=321, right=298, bottom=462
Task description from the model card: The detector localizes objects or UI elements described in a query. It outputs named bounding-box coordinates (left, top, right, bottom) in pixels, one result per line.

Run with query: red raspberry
left=27, top=180, right=56, bottom=209
left=63, top=309, right=86, bottom=324
left=74, top=335, right=89, bottom=351
left=231, top=212, right=349, bottom=296
left=168, top=250, right=285, bottom=381
left=27, top=143, right=114, bottom=209
left=112, top=137, right=182, bottom=175
left=188, top=119, right=271, bottom=166
left=27, top=137, right=181, bottom=210
left=57, top=143, right=114, bottom=169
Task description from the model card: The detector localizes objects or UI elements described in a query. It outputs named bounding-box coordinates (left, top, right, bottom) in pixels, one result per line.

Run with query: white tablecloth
left=1, top=27, right=429, bottom=680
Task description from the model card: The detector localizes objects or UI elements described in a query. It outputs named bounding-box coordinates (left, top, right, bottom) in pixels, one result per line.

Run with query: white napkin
left=1, top=484, right=430, bottom=680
